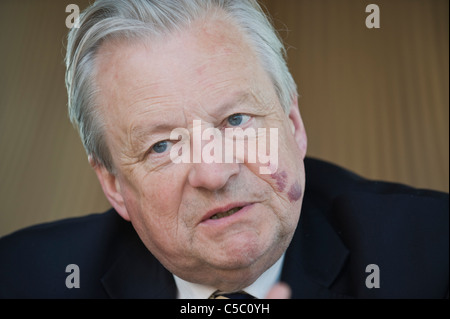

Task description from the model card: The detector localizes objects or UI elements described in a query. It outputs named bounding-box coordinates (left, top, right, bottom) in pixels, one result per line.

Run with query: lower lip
left=201, top=204, right=254, bottom=226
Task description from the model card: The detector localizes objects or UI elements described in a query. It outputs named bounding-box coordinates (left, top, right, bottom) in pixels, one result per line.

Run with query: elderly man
left=0, top=0, right=448, bottom=299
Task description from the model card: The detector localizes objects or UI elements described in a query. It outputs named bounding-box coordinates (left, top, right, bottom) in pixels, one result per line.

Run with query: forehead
left=94, top=15, right=276, bottom=140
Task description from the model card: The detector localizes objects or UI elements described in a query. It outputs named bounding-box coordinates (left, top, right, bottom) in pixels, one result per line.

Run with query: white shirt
left=174, top=254, right=285, bottom=299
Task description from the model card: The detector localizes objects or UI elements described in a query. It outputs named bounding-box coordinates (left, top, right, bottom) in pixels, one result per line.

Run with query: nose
left=188, top=162, right=240, bottom=191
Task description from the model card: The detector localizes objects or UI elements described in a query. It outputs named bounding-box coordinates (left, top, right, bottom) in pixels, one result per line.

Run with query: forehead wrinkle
left=128, top=119, right=176, bottom=151
left=249, top=86, right=280, bottom=112
left=194, top=88, right=254, bottom=120
left=128, top=107, right=190, bottom=151
left=215, top=89, right=270, bottom=118
left=124, top=76, right=174, bottom=108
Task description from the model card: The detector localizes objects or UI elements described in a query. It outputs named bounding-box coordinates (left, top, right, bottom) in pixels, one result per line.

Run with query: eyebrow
left=218, top=91, right=254, bottom=113
left=127, top=121, right=179, bottom=156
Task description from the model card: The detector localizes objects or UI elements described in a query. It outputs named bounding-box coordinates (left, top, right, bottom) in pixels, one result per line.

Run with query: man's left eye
left=227, top=113, right=251, bottom=126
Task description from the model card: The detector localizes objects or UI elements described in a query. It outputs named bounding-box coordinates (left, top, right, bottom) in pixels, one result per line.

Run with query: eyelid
left=145, top=140, right=173, bottom=159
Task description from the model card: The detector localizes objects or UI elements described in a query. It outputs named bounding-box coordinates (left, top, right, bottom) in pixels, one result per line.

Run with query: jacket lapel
left=101, top=229, right=177, bottom=299
left=281, top=194, right=352, bottom=298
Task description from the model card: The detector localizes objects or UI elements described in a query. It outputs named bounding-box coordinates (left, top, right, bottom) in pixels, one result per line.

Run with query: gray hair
left=65, top=0, right=297, bottom=172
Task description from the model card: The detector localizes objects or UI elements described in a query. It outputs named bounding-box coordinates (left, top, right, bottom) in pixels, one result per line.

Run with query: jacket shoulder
left=0, top=209, right=132, bottom=298
left=303, top=157, right=449, bottom=298
left=304, top=157, right=448, bottom=200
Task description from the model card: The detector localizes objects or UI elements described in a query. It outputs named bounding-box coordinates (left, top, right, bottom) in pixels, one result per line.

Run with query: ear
left=90, top=157, right=131, bottom=221
left=287, top=97, right=307, bottom=159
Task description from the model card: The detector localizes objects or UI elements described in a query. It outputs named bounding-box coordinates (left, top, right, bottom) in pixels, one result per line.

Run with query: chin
left=208, top=233, right=282, bottom=272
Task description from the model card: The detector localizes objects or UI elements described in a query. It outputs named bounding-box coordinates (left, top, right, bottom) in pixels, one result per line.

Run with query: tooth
left=210, top=207, right=241, bottom=220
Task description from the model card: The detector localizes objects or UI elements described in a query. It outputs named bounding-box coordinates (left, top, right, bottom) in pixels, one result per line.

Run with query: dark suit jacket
left=0, top=158, right=448, bottom=298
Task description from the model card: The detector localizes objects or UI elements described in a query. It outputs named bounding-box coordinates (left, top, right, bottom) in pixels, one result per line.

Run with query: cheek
left=276, top=128, right=305, bottom=202
left=269, top=168, right=303, bottom=203
left=125, top=176, right=175, bottom=211
left=247, top=129, right=305, bottom=207
left=121, top=171, right=185, bottom=239
left=247, top=159, right=303, bottom=206
left=287, top=180, right=302, bottom=202
left=123, top=183, right=189, bottom=265
left=271, top=170, right=288, bottom=192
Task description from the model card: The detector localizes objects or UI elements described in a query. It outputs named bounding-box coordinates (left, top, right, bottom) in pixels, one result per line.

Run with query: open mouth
left=210, top=207, right=242, bottom=220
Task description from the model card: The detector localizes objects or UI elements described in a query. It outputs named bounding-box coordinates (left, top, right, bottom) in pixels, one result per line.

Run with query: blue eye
left=227, top=114, right=250, bottom=126
left=152, top=141, right=169, bottom=154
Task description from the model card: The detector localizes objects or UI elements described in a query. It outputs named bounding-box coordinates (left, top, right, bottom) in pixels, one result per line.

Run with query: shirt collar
left=174, top=254, right=285, bottom=299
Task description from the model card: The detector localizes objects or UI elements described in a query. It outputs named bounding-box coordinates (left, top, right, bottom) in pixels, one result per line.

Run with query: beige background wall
left=0, top=0, right=448, bottom=237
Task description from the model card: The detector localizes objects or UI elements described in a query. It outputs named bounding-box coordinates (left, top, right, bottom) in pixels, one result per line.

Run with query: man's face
left=94, top=15, right=307, bottom=291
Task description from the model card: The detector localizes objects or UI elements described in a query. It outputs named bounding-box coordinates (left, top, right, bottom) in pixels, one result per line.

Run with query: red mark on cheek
left=271, top=170, right=288, bottom=192
left=288, top=181, right=302, bottom=202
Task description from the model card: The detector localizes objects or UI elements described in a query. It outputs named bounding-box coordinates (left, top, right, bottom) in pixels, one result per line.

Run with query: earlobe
left=288, top=98, right=307, bottom=158
left=90, top=157, right=131, bottom=221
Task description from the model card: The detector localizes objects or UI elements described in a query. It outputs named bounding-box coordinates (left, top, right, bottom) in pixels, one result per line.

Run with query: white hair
left=65, top=0, right=297, bottom=172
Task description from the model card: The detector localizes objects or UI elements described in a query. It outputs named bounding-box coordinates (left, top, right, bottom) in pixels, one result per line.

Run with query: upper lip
left=201, top=202, right=252, bottom=222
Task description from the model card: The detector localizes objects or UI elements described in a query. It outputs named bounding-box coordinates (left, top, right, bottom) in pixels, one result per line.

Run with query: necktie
left=209, top=290, right=256, bottom=299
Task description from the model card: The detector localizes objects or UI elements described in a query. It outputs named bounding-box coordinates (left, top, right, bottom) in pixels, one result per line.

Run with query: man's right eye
left=151, top=141, right=170, bottom=154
